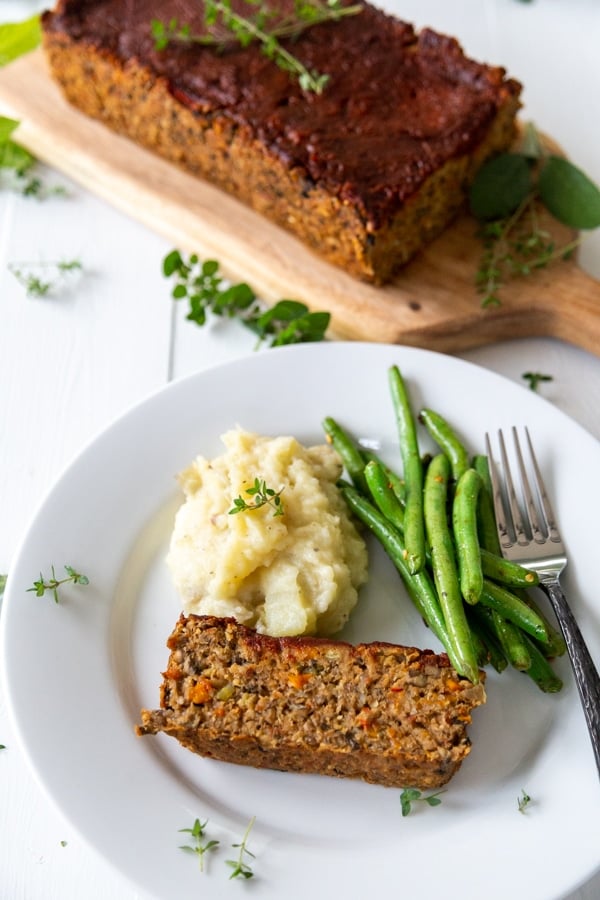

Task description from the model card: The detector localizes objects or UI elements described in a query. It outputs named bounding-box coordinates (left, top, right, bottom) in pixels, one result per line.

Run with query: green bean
left=452, top=467, right=484, bottom=605
left=322, top=416, right=368, bottom=494
left=423, top=453, right=480, bottom=683
left=490, top=610, right=532, bottom=671
left=522, top=635, right=564, bottom=693
left=472, top=454, right=502, bottom=555
left=388, top=366, right=426, bottom=574
left=480, top=548, right=540, bottom=588
left=340, top=485, right=466, bottom=675
left=480, top=579, right=549, bottom=644
left=363, top=459, right=405, bottom=532
left=466, top=605, right=509, bottom=673
left=518, top=589, right=567, bottom=658
left=360, top=450, right=407, bottom=505
left=419, top=408, right=469, bottom=482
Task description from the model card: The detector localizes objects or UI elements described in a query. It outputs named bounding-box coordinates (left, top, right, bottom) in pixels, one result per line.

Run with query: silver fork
left=485, top=426, right=600, bottom=779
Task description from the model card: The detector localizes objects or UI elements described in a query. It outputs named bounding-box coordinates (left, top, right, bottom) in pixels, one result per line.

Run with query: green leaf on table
left=469, top=153, right=532, bottom=221
left=0, top=115, right=36, bottom=177
left=538, top=155, right=600, bottom=229
left=0, top=14, right=42, bottom=67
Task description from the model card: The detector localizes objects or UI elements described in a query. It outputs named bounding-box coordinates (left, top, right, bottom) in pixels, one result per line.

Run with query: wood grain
left=2, top=49, right=600, bottom=354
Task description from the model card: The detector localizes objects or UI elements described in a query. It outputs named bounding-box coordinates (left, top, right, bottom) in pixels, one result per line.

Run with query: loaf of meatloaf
left=41, top=0, right=521, bottom=283
left=136, top=615, right=486, bottom=789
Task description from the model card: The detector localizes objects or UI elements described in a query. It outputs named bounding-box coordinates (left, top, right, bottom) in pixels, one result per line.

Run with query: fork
left=485, top=426, right=600, bottom=779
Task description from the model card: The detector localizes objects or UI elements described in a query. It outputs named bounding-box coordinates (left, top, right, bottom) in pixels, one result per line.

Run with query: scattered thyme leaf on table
left=522, top=371, right=553, bottom=391
left=400, top=787, right=446, bottom=817
left=518, top=789, right=532, bottom=813
left=179, top=818, right=220, bottom=873
left=163, top=249, right=330, bottom=346
left=8, top=259, right=82, bottom=298
left=28, top=565, right=89, bottom=603
left=470, top=122, right=600, bottom=307
left=152, top=0, right=362, bottom=94
left=229, top=478, right=285, bottom=517
left=226, top=816, right=256, bottom=880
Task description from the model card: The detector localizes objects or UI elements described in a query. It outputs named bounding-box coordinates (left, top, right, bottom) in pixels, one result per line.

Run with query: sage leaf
left=538, top=155, right=600, bottom=229
left=469, top=153, right=532, bottom=221
left=0, top=14, right=42, bottom=67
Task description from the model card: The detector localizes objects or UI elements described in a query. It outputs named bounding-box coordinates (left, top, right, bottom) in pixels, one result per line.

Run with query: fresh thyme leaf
left=229, top=478, right=285, bottom=516
left=179, top=818, right=220, bottom=872
left=0, top=573, right=7, bottom=599
left=522, top=371, right=553, bottom=391
left=469, top=153, right=532, bottom=221
left=226, top=816, right=256, bottom=880
left=400, top=787, right=445, bottom=816
left=27, top=565, right=89, bottom=603
left=8, top=259, right=83, bottom=297
left=163, top=249, right=330, bottom=346
left=0, top=744, right=6, bottom=751
left=538, top=155, right=600, bottom=230
left=518, top=789, right=532, bottom=813
left=152, top=0, right=362, bottom=93
left=0, top=14, right=42, bottom=67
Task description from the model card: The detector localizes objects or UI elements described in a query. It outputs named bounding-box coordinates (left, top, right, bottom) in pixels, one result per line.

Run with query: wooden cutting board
left=2, top=49, right=600, bottom=354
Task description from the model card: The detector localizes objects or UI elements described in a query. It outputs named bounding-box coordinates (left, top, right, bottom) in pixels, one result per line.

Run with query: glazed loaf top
left=43, top=0, right=521, bottom=228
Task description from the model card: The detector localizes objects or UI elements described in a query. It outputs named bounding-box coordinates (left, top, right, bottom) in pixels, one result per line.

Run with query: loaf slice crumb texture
left=137, top=615, right=486, bottom=789
left=41, top=0, right=521, bottom=282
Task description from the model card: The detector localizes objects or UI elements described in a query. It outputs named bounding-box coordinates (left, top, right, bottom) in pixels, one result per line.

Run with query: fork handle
left=542, top=582, right=600, bottom=779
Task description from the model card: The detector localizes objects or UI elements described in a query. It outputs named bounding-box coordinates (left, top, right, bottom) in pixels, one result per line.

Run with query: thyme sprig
left=226, top=816, right=256, bottom=879
left=470, top=123, right=600, bottom=306
left=400, top=787, right=445, bottom=816
left=522, top=371, right=553, bottom=392
left=179, top=818, right=220, bottom=872
left=28, top=565, right=89, bottom=603
left=152, top=0, right=362, bottom=93
left=8, top=259, right=82, bottom=297
left=518, top=789, right=532, bottom=813
left=229, top=478, right=285, bottom=516
left=163, top=249, right=330, bottom=346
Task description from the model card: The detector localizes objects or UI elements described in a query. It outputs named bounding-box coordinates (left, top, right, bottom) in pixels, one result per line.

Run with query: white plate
left=2, top=342, right=600, bottom=900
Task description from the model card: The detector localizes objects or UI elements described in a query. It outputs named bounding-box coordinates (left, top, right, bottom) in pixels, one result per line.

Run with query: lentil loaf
left=136, top=614, right=486, bottom=789
left=41, top=0, right=521, bottom=283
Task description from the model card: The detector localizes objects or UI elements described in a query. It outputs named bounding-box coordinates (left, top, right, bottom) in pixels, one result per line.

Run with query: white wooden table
left=1, top=1, right=599, bottom=897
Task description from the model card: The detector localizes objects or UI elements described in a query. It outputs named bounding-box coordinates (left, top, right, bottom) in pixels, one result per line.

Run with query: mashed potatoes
left=167, top=428, right=368, bottom=637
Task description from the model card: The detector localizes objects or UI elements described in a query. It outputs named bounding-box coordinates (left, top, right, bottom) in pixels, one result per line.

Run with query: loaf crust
left=41, top=0, right=521, bottom=283
left=137, top=615, right=486, bottom=789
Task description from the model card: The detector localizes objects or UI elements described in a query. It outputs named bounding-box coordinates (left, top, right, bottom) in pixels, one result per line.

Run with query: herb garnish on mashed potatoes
left=167, top=428, right=368, bottom=637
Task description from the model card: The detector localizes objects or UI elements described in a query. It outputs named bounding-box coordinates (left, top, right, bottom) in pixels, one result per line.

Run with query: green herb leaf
left=522, top=371, right=553, bottom=391
left=0, top=573, right=7, bottom=599
left=163, top=250, right=329, bottom=346
left=0, top=14, right=42, bottom=67
left=226, top=816, right=256, bottom=880
left=538, top=155, right=600, bottom=230
left=179, top=818, right=220, bottom=872
left=229, top=478, right=285, bottom=516
left=400, top=787, right=445, bottom=816
left=152, top=0, right=362, bottom=94
left=27, top=565, right=89, bottom=603
left=469, top=153, right=532, bottom=221
left=8, top=259, right=83, bottom=297
left=518, top=789, right=532, bottom=813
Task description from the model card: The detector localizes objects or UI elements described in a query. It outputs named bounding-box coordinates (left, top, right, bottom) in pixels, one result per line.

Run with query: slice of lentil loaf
left=137, top=615, right=485, bottom=789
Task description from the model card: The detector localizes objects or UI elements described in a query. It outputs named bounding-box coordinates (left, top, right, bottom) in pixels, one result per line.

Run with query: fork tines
left=484, top=427, right=563, bottom=553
